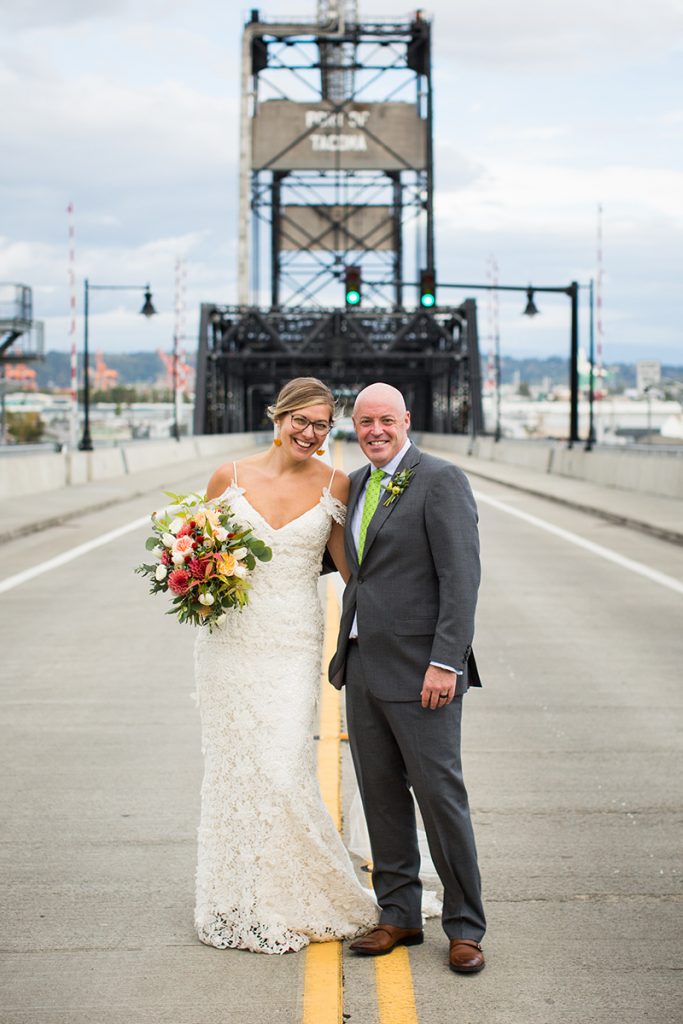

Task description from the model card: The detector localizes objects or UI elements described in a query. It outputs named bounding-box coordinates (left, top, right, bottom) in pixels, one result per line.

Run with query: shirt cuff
left=430, top=660, right=462, bottom=676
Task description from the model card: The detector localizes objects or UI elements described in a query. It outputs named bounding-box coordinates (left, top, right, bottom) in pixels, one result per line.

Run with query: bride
left=193, top=377, right=378, bottom=954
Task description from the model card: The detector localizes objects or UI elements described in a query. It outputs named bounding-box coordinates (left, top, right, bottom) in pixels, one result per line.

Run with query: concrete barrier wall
left=122, top=439, right=196, bottom=475
left=0, top=433, right=262, bottom=501
left=551, top=445, right=683, bottom=500
left=421, top=434, right=683, bottom=499
left=3, top=432, right=682, bottom=501
left=0, top=451, right=69, bottom=499
left=491, top=439, right=554, bottom=474
left=87, top=447, right=128, bottom=482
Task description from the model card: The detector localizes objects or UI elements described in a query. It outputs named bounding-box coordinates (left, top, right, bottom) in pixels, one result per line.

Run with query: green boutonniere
left=382, top=468, right=415, bottom=506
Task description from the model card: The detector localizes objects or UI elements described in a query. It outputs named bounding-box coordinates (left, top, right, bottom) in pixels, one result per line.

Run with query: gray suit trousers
left=345, top=644, right=486, bottom=940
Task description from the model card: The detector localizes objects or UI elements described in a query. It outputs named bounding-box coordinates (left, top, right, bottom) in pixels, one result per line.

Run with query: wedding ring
left=439, top=693, right=449, bottom=698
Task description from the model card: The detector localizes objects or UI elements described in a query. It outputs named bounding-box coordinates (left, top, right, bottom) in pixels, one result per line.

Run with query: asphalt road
left=1, top=443, right=681, bottom=1024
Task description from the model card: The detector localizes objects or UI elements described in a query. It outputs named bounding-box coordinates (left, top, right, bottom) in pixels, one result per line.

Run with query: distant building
left=636, top=360, right=661, bottom=394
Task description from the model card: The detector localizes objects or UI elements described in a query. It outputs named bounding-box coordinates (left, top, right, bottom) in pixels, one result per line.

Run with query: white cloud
left=347, top=0, right=683, bottom=68
left=655, top=110, right=683, bottom=125
left=436, top=159, right=683, bottom=233
left=0, top=0, right=184, bottom=32
left=1, top=66, right=238, bottom=189
left=517, top=126, right=572, bottom=142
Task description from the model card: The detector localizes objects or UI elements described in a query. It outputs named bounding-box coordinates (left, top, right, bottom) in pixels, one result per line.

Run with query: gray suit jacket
left=328, top=443, right=482, bottom=700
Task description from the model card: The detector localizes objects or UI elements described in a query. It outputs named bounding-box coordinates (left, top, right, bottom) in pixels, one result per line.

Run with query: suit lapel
left=360, top=443, right=422, bottom=564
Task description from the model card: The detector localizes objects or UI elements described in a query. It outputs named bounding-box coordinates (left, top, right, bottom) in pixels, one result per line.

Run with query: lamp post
left=585, top=278, right=596, bottom=451
left=433, top=280, right=582, bottom=446
left=79, top=281, right=156, bottom=451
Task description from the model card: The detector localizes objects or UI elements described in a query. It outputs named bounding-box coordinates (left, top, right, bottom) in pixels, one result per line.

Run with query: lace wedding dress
left=193, top=468, right=378, bottom=954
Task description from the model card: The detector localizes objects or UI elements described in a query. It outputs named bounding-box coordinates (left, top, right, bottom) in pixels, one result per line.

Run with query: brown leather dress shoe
left=449, top=938, right=485, bottom=973
left=349, top=924, right=424, bottom=956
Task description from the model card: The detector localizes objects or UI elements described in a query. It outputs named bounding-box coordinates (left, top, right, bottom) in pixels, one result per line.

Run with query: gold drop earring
left=316, top=446, right=326, bottom=456
left=273, top=424, right=282, bottom=447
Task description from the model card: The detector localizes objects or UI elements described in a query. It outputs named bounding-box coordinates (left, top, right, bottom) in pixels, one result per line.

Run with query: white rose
left=214, top=527, right=228, bottom=542
left=198, top=592, right=215, bottom=606
left=155, top=564, right=168, bottom=581
left=162, top=532, right=175, bottom=548
left=232, top=562, right=249, bottom=579
left=231, top=546, right=248, bottom=560
left=168, top=517, right=183, bottom=535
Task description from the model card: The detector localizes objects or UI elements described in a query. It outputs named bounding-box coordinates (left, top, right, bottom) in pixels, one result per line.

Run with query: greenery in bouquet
left=135, top=490, right=272, bottom=629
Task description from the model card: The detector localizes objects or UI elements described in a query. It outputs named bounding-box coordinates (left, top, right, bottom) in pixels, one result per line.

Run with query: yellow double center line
left=301, top=577, right=344, bottom=1024
left=302, top=442, right=419, bottom=1024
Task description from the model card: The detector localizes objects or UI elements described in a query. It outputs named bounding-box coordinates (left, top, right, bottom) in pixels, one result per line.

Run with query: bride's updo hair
left=267, top=377, right=336, bottom=424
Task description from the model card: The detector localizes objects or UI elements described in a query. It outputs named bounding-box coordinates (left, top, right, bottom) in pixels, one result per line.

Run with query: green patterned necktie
left=358, top=469, right=385, bottom=562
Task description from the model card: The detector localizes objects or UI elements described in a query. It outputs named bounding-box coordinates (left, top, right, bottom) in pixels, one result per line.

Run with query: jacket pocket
left=393, top=616, right=437, bottom=636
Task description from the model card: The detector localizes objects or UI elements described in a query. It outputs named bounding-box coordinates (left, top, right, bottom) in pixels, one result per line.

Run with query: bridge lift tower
left=194, top=2, right=483, bottom=435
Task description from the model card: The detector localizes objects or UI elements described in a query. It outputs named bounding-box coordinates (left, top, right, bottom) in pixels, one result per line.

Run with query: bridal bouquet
left=135, top=490, right=272, bottom=630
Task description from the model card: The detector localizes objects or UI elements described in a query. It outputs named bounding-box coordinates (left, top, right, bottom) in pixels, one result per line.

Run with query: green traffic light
left=346, top=290, right=361, bottom=305
left=420, top=293, right=435, bottom=307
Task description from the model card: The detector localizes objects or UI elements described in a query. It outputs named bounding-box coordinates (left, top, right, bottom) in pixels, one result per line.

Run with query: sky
left=1, top=0, right=682, bottom=366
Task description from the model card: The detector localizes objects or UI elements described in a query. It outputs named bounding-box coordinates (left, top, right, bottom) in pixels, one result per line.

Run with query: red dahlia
left=168, top=569, right=192, bottom=595
left=188, top=556, right=212, bottom=580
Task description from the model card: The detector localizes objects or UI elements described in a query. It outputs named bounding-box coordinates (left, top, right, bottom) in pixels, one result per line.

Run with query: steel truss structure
left=243, top=7, right=433, bottom=309
left=194, top=301, right=483, bottom=435
left=0, top=283, right=44, bottom=363
left=195, top=6, right=483, bottom=438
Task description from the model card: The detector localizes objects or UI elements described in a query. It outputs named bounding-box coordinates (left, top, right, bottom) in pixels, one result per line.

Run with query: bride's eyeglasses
left=290, top=413, right=332, bottom=436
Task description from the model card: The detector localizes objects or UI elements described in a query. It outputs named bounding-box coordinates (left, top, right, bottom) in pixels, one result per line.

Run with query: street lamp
left=79, top=280, right=157, bottom=451
left=523, top=287, right=540, bottom=317
left=434, top=279, right=582, bottom=446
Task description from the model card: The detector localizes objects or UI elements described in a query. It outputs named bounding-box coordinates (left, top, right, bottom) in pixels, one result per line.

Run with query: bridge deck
left=1, top=443, right=681, bottom=1024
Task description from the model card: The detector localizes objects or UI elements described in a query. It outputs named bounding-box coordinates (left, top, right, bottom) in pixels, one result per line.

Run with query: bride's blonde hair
left=267, top=377, right=336, bottom=424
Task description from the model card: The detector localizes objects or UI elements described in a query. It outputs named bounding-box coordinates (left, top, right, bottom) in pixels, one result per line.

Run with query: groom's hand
left=421, top=665, right=456, bottom=709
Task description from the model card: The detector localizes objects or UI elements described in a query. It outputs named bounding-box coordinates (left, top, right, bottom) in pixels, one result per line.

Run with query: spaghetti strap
left=327, top=467, right=336, bottom=489
left=232, top=462, right=238, bottom=485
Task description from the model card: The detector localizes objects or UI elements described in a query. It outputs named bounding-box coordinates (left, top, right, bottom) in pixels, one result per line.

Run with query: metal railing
left=0, top=283, right=32, bottom=328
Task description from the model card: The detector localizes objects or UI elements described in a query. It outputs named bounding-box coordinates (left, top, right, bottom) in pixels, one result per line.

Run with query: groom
left=329, top=382, right=486, bottom=973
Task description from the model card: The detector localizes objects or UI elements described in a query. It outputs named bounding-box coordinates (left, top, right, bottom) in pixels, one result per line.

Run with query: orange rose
left=216, top=552, right=236, bottom=577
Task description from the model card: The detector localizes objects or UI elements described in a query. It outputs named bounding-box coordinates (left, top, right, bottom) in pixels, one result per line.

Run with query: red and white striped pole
left=67, top=202, right=78, bottom=447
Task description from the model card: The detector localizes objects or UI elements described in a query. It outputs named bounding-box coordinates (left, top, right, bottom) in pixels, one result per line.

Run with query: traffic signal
left=344, top=265, right=361, bottom=306
left=419, top=268, right=436, bottom=307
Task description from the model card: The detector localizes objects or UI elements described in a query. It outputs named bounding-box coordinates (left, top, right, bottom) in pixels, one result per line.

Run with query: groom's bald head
left=353, top=382, right=406, bottom=417
left=353, top=383, right=410, bottom=468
